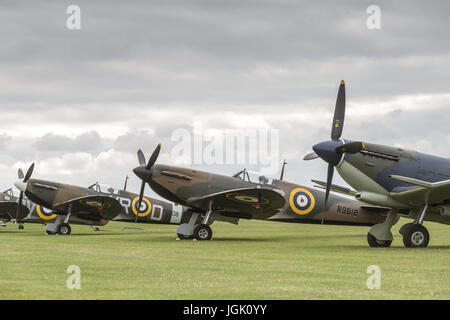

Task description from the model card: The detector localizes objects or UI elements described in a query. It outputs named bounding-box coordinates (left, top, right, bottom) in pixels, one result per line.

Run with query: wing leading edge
left=186, top=187, right=286, bottom=218
left=389, top=175, right=450, bottom=205
left=53, top=195, right=122, bottom=221
left=0, top=201, right=30, bottom=221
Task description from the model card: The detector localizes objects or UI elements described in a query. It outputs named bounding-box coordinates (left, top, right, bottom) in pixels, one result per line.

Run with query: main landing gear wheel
left=402, top=223, right=429, bottom=248
left=193, top=224, right=212, bottom=241
left=57, top=223, right=71, bottom=235
left=177, top=233, right=194, bottom=240
left=18, top=225, right=24, bottom=230
left=367, top=232, right=392, bottom=247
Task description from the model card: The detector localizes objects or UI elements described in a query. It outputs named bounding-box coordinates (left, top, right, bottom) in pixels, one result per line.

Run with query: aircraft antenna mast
left=280, top=160, right=287, bottom=180
left=123, top=175, right=129, bottom=192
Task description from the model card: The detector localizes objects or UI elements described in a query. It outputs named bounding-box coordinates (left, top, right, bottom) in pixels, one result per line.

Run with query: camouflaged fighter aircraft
left=303, top=80, right=450, bottom=248
left=0, top=188, right=29, bottom=229
left=13, top=164, right=190, bottom=235
left=133, top=145, right=392, bottom=241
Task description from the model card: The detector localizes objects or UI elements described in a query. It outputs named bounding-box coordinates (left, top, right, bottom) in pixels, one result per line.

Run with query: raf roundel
left=225, top=193, right=269, bottom=205
left=36, top=205, right=57, bottom=221
left=289, top=188, right=315, bottom=215
left=131, top=196, right=152, bottom=217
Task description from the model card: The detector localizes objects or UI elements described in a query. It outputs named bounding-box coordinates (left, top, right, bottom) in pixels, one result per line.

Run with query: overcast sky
left=1, top=1, right=450, bottom=197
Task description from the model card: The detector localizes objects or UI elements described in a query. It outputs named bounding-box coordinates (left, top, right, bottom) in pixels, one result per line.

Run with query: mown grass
left=0, top=218, right=448, bottom=299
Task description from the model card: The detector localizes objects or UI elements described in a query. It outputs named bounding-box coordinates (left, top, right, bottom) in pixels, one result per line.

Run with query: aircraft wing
left=53, top=195, right=122, bottom=221
left=312, top=179, right=357, bottom=197
left=389, top=175, right=450, bottom=205
left=186, top=187, right=286, bottom=217
left=0, top=201, right=30, bottom=221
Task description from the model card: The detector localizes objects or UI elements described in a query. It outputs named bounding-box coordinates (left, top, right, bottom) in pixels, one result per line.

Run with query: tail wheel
left=193, top=224, right=212, bottom=241
left=367, top=232, right=392, bottom=247
left=402, top=224, right=429, bottom=248
left=57, top=223, right=71, bottom=235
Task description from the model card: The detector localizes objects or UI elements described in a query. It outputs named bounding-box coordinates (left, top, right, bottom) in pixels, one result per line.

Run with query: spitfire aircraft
left=13, top=164, right=190, bottom=235
left=133, top=145, right=393, bottom=240
left=0, top=188, right=29, bottom=229
left=304, top=80, right=450, bottom=248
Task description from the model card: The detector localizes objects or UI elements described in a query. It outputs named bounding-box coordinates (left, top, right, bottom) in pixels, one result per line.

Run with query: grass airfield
left=0, top=218, right=448, bottom=300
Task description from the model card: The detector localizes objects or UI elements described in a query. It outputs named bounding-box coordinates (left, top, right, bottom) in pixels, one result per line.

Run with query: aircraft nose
left=133, top=165, right=152, bottom=181
left=312, top=140, right=344, bottom=166
left=14, top=180, right=27, bottom=192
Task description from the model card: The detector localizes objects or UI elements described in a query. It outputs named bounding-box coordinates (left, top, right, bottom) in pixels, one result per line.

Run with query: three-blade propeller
left=14, top=163, right=35, bottom=222
left=302, top=80, right=364, bottom=208
left=135, top=144, right=161, bottom=222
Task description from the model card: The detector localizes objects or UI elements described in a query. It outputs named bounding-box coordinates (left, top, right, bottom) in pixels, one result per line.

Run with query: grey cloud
left=0, top=1, right=449, bottom=191
left=2, top=1, right=450, bottom=110
left=113, top=129, right=157, bottom=154
left=32, top=131, right=108, bottom=154
left=0, top=133, right=12, bottom=149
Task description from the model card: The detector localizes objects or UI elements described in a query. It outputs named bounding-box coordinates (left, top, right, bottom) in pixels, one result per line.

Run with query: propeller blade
left=15, top=191, right=24, bottom=222
left=18, top=168, right=24, bottom=180
left=335, top=141, right=364, bottom=154
left=146, top=143, right=161, bottom=169
left=135, top=180, right=146, bottom=223
left=137, top=149, right=146, bottom=166
left=302, top=152, right=319, bottom=161
left=24, top=162, right=35, bottom=182
left=324, top=163, right=334, bottom=209
left=331, top=80, right=346, bottom=140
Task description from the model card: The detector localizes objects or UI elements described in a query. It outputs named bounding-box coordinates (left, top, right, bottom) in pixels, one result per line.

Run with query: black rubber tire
left=399, top=223, right=414, bottom=236
left=367, top=232, right=392, bottom=247
left=18, top=225, right=24, bottom=230
left=57, top=223, right=71, bottom=235
left=193, top=224, right=213, bottom=240
left=177, top=233, right=194, bottom=240
left=402, top=224, right=429, bottom=248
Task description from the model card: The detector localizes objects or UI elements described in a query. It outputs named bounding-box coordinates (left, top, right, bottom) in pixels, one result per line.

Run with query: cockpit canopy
left=88, top=182, right=121, bottom=195
left=232, top=169, right=275, bottom=186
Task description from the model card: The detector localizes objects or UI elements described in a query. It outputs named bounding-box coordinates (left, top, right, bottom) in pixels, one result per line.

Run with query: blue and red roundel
left=289, top=188, right=315, bottom=215
left=36, top=205, right=57, bottom=221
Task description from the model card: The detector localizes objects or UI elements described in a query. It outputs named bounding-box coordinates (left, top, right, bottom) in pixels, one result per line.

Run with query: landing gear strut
left=176, top=202, right=214, bottom=240
left=176, top=212, right=199, bottom=240
left=367, top=233, right=391, bottom=247
left=193, top=203, right=213, bottom=240
left=399, top=205, right=430, bottom=248
left=368, top=205, right=431, bottom=248
left=45, top=205, right=72, bottom=235
left=367, top=209, right=398, bottom=248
